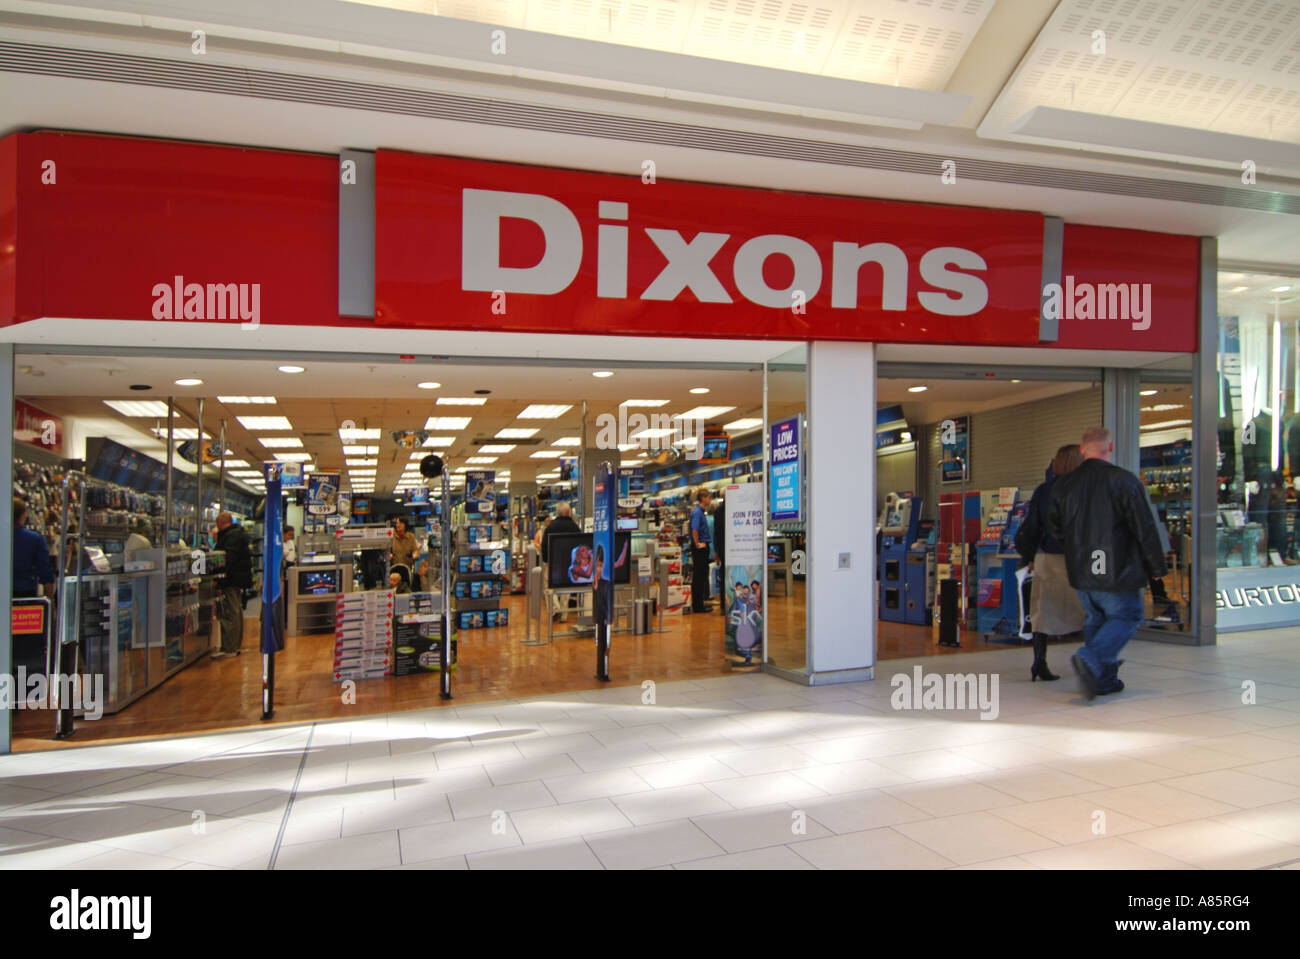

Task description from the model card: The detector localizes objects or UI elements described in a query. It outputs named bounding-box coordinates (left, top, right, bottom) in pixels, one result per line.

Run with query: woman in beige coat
left=1017, top=444, right=1086, bottom=681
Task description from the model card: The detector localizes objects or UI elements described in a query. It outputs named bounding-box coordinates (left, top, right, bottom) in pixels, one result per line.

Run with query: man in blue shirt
left=12, top=497, right=54, bottom=599
left=689, top=488, right=713, bottom=613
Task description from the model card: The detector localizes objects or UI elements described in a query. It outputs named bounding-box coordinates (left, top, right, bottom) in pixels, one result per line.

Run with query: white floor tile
left=895, top=811, right=1059, bottom=865
left=586, top=821, right=726, bottom=869
left=275, top=830, right=403, bottom=869
left=506, top=799, right=633, bottom=844
left=790, top=827, right=956, bottom=869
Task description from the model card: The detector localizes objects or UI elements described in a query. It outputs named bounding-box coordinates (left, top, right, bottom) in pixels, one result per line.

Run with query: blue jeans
left=1074, top=588, right=1144, bottom=675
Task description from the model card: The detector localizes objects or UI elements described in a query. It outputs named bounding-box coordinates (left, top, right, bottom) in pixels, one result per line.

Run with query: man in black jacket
left=1049, top=427, right=1167, bottom=700
left=213, top=511, right=253, bottom=659
left=541, top=502, right=581, bottom=622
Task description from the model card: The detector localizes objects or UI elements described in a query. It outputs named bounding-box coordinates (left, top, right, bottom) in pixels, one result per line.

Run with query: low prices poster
left=724, top=483, right=765, bottom=661
left=769, top=416, right=801, bottom=523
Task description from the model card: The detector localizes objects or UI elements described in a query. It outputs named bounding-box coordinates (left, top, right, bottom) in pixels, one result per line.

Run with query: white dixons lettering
left=462, top=188, right=582, bottom=294
left=461, top=190, right=990, bottom=316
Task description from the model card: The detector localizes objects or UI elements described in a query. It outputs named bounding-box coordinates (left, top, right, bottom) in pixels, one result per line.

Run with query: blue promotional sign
left=769, top=416, right=801, bottom=523
left=593, top=463, right=616, bottom=629
left=307, top=471, right=340, bottom=516
left=617, top=466, right=644, bottom=508
left=465, top=470, right=496, bottom=514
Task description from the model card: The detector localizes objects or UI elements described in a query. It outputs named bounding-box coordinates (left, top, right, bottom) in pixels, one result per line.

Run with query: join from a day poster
left=724, top=483, right=765, bottom=661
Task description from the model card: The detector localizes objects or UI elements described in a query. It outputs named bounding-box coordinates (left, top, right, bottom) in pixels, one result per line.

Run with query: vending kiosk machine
left=904, top=518, right=938, bottom=626
left=878, top=493, right=920, bottom=623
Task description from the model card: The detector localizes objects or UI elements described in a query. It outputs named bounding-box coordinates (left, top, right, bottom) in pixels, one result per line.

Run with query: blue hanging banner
left=593, top=461, right=616, bottom=682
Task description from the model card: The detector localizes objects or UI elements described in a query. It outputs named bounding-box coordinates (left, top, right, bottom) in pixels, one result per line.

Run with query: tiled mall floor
left=3, top=627, right=1300, bottom=870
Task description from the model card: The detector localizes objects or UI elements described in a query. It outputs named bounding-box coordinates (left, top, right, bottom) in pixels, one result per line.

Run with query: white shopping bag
left=1015, top=565, right=1033, bottom=640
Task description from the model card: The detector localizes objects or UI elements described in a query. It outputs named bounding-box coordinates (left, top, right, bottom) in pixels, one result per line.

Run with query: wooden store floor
left=12, top=581, right=1053, bottom=752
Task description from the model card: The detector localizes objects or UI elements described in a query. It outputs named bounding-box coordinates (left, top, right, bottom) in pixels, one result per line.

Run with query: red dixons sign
left=375, top=152, right=1045, bottom=345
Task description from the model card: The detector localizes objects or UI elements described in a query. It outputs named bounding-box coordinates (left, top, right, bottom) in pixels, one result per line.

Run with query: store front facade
left=1, top=129, right=1230, bottom=753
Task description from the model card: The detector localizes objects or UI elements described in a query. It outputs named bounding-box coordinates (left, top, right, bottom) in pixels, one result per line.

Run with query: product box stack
left=658, top=544, right=686, bottom=613
left=392, top=592, right=457, bottom=676
left=333, top=589, right=395, bottom=683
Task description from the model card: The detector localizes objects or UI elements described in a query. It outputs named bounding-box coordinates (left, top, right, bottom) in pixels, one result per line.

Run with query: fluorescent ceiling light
left=424, top=436, right=455, bottom=447
left=530, top=450, right=564, bottom=458
left=346, top=458, right=378, bottom=467
left=278, top=365, right=305, bottom=374
left=466, top=457, right=498, bottom=464
left=454, top=467, right=473, bottom=473
left=907, top=385, right=928, bottom=393
left=274, top=453, right=313, bottom=462
left=342, top=445, right=379, bottom=455
left=676, top=406, right=736, bottom=421
left=621, top=400, right=669, bottom=408
left=104, top=400, right=170, bottom=417
left=1140, top=419, right=1193, bottom=430
left=496, top=428, right=540, bottom=439
left=617, top=443, right=641, bottom=452
left=1005, top=107, right=1300, bottom=175
left=723, top=418, right=764, bottom=431
left=681, top=437, right=699, bottom=449
left=425, top=416, right=472, bottom=430
left=220, top=459, right=249, bottom=468
left=237, top=416, right=293, bottom=430
left=517, top=404, right=572, bottom=419
left=552, top=437, right=582, bottom=446
left=151, top=427, right=199, bottom=440
left=349, top=469, right=377, bottom=476
left=217, top=396, right=276, bottom=404
left=1272, top=285, right=1292, bottom=293
left=631, top=428, right=676, bottom=439
left=592, top=371, right=614, bottom=378
left=1139, top=390, right=1159, bottom=397
left=339, top=428, right=381, bottom=440
left=259, top=437, right=304, bottom=448
left=436, top=397, right=487, bottom=406
left=1142, top=404, right=1185, bottom=413
left=478, top=444, right=516, bottom=453
left=228, top=470, right=263, bottom=477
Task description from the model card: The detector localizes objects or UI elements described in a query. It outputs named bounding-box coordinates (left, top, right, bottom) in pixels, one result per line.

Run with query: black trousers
left=691, top=544, right=711, bottom=611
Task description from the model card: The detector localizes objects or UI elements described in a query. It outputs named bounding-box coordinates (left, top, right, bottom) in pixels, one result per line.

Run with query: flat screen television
left=404, top=488, right=430, bottom=505
left=547, top=532, right=632, bottom=588
left=352, top=497, right=371, bottom=515
left=616, top=517, right=639, bottom=532
left=767, top=541, right=788, bottom=564
left=699, top=434, right=731, bottom=464
left=298, top=568, right=339, bottom=595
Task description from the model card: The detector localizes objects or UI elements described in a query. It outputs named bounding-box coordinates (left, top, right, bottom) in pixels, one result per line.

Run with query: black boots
left=1030, top=633, right=1060, bottom=682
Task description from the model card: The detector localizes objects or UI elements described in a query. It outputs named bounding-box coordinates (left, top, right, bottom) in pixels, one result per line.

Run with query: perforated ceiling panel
left=343, top=0, right=993, bottom=88
left=983, top=0, right=1300, bottom=145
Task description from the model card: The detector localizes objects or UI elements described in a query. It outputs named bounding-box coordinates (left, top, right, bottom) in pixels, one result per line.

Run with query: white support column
left=807, top=341, right=876, bottom=683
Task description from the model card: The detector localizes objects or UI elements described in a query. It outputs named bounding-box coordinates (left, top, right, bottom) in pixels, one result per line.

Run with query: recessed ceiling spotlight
left=593, top=371, right=614, bottom=378
left=278, top=365, right=305, bottom=374
left=1272, top=285, right=1292, bottom=293
left=175, top=378, right=203, bottom=386
left=474, top=389, right=492, bottom=395
left=689, top=387, right=710, bottom=395
left=907, top=385, right=927, bottom=393
left=129, top=383, right=150, bottom=390
left=417, top=382, right=441, bottom=390
left=1010, top=379, right=1021, bottom=383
